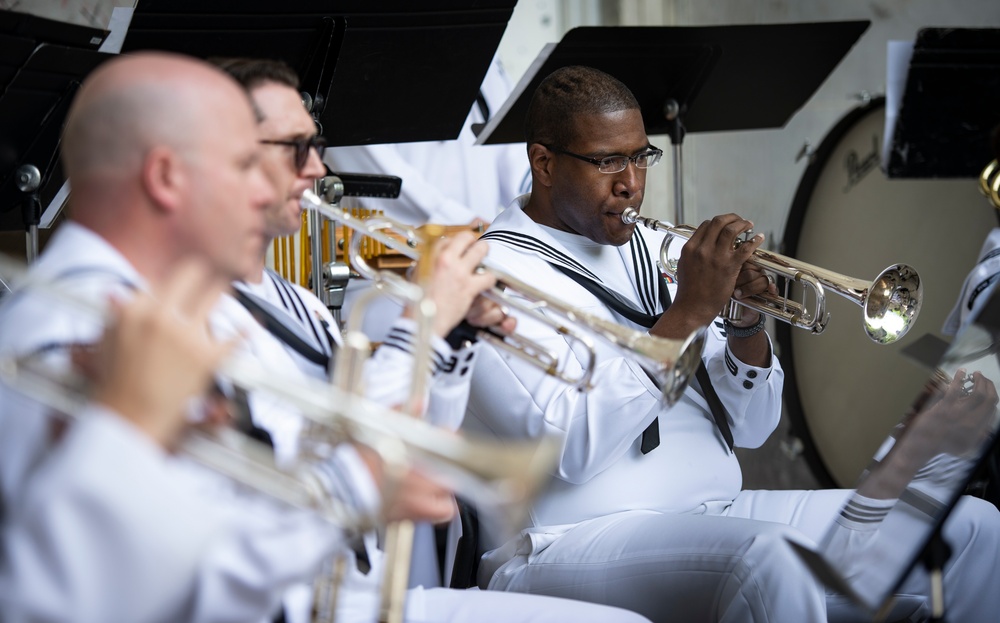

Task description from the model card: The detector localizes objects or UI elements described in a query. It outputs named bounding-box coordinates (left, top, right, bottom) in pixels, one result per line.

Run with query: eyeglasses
left=260, top=134, right=328, bottom=171
left=545, top=144, right=663, bottom=174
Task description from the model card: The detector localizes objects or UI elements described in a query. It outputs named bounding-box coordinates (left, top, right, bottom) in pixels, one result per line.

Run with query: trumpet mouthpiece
left=621, top=207, right=640, bottom=224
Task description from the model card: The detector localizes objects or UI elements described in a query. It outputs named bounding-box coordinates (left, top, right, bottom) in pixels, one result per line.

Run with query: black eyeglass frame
left=260, top=134, right=328, bottom=171
left=544, top=144, right=663, bottom=174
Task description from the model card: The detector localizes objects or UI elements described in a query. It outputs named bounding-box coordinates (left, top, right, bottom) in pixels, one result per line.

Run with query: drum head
left=777, top=98, right=998, bottom=488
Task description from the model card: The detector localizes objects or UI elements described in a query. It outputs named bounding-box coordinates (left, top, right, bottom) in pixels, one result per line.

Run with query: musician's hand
left=91, top=260, right=234, bottom=448
left=906, top=369, right=998, bottom=461
left=416, top=231, right=496, bottom=338
left=383, top=468, right=457, bottom=524
left=729, top=262, right=776, bottom=328
left=465, top=295, right=516, bottom=336
left=655, top=214, right=763, bottom=338
left=355, top=444, right=457, bottom=524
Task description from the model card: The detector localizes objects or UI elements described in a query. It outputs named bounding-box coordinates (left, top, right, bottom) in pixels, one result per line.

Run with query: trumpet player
left=0, top=52, right=353, bottom=623
left=462, top=65, right=1000, bottom=622
left=209, top=58, right=652, bottom=623
left=0, top=52, right=648, bottom=623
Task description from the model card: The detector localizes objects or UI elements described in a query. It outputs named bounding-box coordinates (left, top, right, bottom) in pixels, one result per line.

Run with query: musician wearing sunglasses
left=0, top=52, right=355, bottom=623
left=461, top=65, right=1000, bottom=623
left=209, top=58, right=651, bottom=623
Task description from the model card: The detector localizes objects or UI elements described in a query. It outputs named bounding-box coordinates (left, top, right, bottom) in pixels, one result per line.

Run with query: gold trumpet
left=979, top=159, right=1000, bottom=209
left=300, top=189, right=707, bottom=406
left=621, top=207, right=923, bottom=345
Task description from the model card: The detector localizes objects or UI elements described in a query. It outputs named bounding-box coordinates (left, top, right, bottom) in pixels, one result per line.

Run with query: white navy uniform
left=210, top=266, right=653, bottom=623
left=463, top=197, right=1000, bottom=623
left=0, top=222, right=378, bottom=623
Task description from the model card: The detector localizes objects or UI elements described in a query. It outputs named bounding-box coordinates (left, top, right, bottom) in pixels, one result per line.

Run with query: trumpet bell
left=863, top=264, right=922, bottom=345
left=632, top=326, right=707, bottom=405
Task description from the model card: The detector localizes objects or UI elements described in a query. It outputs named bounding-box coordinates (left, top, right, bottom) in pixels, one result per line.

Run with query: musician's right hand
left=906, top=369, right=998, bottom=461
left=90, top=260, right=234, bottom=448
left=419, top=231, right=497, bottom=339
left=355, top=444, right=457, bottom=524
left=658, top=213, right=763, bottom=336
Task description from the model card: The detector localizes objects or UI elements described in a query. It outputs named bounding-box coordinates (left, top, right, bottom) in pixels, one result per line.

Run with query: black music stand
left=120, top=0, right=518, bottom=147
left=120, top=1, right=518, bottom=314
left=476, top=22, right=870, bottom=224
left=0, top=10, right=110, bottom=260
left=886, top=28, right=1000, bottom=179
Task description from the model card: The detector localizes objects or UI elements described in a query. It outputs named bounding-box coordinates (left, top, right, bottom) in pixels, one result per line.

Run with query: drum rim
left=776, top=96, right=886, bottom=489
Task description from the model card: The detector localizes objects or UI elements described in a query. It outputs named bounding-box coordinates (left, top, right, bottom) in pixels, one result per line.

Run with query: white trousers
left=485, top=490, right=1000, bottom=623
left=328, top=584, right=651, bottom=623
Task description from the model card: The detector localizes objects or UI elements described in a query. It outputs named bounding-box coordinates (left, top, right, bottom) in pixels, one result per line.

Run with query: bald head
left=58, top=52, right=274, bottom=285
left=61, top=52, right=252, bottom=183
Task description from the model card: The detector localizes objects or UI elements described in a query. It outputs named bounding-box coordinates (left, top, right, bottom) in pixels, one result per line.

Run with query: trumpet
left=979, top=159, right=1000, bottom=209
left=621, top=208, right=923, bottom=345
left=300, top=190, right=707, bottom=406
left=0, top=253, right=560, bottom=533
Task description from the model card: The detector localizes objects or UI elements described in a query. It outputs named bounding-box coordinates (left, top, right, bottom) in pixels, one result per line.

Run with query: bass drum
left=777, top=97, right=998, bottom=488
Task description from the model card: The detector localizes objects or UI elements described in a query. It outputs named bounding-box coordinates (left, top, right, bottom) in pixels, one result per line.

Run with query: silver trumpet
left=301, top=189, right=706, bottom=406
left=621, top=207, right=923, bottom=345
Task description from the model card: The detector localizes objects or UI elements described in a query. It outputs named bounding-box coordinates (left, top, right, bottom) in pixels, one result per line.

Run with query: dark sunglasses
left=260, top=134, right=328, bottom=171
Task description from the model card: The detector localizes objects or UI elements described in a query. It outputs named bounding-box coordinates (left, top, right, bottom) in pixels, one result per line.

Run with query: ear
left=141, top=146, right=187, bottom=214
left=527, top=143, right=555, bottom=188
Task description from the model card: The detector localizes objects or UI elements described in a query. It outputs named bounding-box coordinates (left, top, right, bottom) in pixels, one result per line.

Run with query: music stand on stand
left=477, top=22, right=870, bottom=225
left=0, top=10, right=110, bottom=262
left=886, top=28, right=1000, bottom=179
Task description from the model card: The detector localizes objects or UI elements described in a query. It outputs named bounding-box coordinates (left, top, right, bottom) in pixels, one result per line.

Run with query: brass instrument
left=301, top=190, right=706, bottom=407
left=621, top=207, right=923, bottom=345
left=0, top=252, right=560, bottom=555
left=979, top=159, right=1000, bottom=209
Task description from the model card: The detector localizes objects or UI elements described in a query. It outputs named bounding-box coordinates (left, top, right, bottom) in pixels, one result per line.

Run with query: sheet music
left=98, top=6, right=133, bottom=53
left=881, top=40, right=914, bottom=171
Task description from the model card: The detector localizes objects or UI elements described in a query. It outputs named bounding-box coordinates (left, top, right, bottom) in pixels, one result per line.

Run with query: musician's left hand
left=729, top=262, right=777, bottom=328
left=465, top=295, right=516, bottom=336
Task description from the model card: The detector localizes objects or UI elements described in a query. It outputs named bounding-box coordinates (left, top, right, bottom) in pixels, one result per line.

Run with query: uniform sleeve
left=365, top=317, right=475, bottom=430
left=465, top=280, right=665, bottom=484
left=703, top=332, right=784, bottom=449
left=0, top=406, right=352, bottom=623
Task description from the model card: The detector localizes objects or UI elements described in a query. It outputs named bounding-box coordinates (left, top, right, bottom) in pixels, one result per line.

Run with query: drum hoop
left=775, top=97, right=886, bottom=488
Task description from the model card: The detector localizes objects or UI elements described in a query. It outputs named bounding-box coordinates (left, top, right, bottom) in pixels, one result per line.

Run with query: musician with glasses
left=0, top=52, right=359, bottom=623
left=210, top=57, right=654, bottom=623
left=462, top=65, right=1000, bottom=623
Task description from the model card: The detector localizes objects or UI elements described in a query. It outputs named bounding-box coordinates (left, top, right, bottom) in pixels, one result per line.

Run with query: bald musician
left=0, top=52, right=650, bottom=623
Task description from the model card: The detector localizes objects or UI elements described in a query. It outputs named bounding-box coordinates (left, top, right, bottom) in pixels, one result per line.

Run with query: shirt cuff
left=380, top=317, right=474, bottom=377
left=722, top=336, right=775, bottom=391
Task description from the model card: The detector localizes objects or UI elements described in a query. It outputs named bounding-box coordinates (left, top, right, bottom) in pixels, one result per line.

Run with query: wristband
left=724, top=313, right=766, bottom=338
